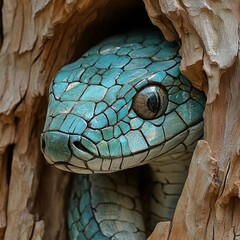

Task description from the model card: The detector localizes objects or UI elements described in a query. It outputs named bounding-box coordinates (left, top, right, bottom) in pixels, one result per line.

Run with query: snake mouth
left=41, top=119, right=203, bottom=174
left=53, top=161, right=94, bottom=174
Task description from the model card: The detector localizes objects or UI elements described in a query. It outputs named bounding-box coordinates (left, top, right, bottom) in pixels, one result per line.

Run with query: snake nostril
left=73, top=141, right=91, bottom=154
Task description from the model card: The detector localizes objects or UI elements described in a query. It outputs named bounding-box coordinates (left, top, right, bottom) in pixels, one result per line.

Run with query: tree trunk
left=0, top=1, right=239, bottom=240
left=145, top=1, right=240, bottom=239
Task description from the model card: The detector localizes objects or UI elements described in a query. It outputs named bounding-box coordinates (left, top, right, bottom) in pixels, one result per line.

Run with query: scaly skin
left=41, top=30, right=205, bottom=239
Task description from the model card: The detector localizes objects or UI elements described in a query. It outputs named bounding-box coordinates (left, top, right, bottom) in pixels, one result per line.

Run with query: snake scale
left=41, top=30, right=205, bottom=240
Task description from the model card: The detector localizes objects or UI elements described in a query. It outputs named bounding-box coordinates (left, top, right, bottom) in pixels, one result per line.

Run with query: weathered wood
left=0, top=0, right=142, bottom=239
left=145, top=1, right=240, bottom=239
left=1, top=0, right=239, bottom=239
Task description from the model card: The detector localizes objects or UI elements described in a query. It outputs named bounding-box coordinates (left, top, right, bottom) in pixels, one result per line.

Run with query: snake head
left=41, top=31, right=206, bottom=173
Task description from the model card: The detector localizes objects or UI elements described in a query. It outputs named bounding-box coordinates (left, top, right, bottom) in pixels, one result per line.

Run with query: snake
left=41, top=30, right=205, bottom=240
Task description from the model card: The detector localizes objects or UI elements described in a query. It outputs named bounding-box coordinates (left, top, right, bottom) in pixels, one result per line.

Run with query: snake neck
left=147, top=152, right=192, bottom=226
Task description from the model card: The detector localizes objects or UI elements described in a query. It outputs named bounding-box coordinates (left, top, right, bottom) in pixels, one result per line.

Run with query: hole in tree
left=71, top=1, right=157, bottom=62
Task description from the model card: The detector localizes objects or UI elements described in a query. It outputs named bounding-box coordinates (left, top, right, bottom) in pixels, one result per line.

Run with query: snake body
left=41, top=30, right=205, bottom=239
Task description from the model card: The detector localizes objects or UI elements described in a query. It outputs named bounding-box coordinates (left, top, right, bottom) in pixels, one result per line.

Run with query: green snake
left=41, top=30, right=205, bottom=240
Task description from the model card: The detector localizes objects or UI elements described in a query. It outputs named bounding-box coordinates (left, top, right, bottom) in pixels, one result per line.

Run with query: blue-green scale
left=81, top=67, right=98, bottom=83
left=101, top=69, right=123, bottom=87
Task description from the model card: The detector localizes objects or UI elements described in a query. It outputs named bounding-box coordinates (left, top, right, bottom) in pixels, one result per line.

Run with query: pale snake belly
left=41, top=30, right=205, bottom=240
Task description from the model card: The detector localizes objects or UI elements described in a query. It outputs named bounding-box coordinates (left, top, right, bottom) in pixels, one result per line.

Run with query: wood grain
left=1, top=0, right=239, bottom=239
left=145, top=1, right=240, bottom=239
left=0, top=0, right=142, bottom=239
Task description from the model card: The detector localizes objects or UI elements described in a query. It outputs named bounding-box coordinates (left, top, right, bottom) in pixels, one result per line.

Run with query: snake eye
left=132, top=85, right=168, bottom=120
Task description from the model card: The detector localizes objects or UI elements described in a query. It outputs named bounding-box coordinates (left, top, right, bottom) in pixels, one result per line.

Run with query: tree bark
left=145, top=1, right=240, bottom=239
left=0, top=1, right=143, bottom=239
left=0, top=0, right=239, bottom=240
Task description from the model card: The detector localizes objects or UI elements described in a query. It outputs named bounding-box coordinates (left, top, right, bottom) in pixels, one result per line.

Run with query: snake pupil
left=147, top=93, right=159, bottom=114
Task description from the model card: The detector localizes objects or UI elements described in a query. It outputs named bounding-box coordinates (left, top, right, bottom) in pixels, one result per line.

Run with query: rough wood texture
left=1, top=0, right=239, bottom=239
left=145, top=1, right=240, bottom=239
left=0, top=0, right=143, bottom=239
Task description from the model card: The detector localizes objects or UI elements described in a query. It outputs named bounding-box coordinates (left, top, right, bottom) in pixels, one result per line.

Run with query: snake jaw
left=41, top=121, right=203, bottom=174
